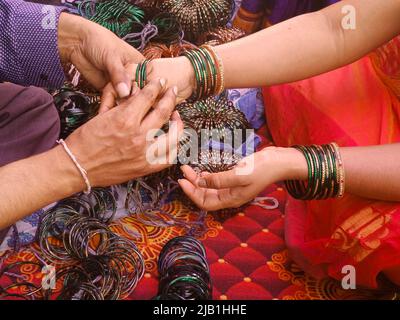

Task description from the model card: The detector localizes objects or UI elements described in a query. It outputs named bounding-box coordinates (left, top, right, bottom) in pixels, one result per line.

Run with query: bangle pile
left=183, top=45, right=225, bottom=100
left=159, top=0, right=233, bottom=41
left=156, top=236, right=212, bottom=300
left=285, top=143, right=345, bottom=200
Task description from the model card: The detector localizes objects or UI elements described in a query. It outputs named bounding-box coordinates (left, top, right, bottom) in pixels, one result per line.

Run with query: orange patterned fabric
left=0, top=182, right=389, bottom=300
left=263, top=36, right=400, bottom=289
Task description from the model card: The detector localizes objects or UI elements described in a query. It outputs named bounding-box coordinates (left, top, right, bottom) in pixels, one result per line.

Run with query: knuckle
left=130, top=136, right=146, bottom=150
left=141, top=86, right=158, bottom=102
left=155, top=105, right=172, bottom=122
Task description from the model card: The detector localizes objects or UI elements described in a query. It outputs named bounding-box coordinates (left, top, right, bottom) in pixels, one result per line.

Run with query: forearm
left=0, top=146, right=83, bottom=229
left=339, top=144, right=400, bottom=201
left=274, top=144, right=400, bottom=202
left=215, top=0, right=400, bottom=88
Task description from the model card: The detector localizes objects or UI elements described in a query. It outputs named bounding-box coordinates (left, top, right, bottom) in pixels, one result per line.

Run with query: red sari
left=263, top=36, right=400, bottom=288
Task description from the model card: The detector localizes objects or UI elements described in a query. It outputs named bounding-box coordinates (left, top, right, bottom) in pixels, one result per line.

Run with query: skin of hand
left=58, top=12, right=145, bottom=98
left=178, top=147, right=308, bottom=211
left=66, top=79, right=184, bottom=187
left=99, top=57, right=195, bottom=113
left=0, top=79, right=183, bottom=229
left=99, top=0, right=400, bottom=105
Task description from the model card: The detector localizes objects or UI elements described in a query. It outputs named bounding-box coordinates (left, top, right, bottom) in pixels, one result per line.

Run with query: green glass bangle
left=285, top=143, right=343, bottom=200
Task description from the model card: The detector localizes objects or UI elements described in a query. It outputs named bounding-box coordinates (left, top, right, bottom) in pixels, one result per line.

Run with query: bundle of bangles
left=0, top=0, right=346, bottom=300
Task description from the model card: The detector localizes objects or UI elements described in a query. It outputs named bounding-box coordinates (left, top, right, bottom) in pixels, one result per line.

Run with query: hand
left=99, top=57, right=195, bottom=113
left=147, top=57, right=195, bottom=102
left=178, top=147, right=308, bottom=211
left=65, top=79, right=184, bottom=187
left=58, top=12, right=145, bottom=98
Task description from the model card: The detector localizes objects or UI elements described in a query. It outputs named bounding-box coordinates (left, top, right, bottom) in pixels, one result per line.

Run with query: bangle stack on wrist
left=182, top=45, right=225, bottom=100
left=285, top=143, right=345, bottom=200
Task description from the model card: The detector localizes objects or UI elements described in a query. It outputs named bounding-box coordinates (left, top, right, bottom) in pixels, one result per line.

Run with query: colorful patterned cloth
left=264, top=36, right=400, bottom=289
left=233, top=0, right=339, bottom=33
left=1, top=170, right=391, bottom=300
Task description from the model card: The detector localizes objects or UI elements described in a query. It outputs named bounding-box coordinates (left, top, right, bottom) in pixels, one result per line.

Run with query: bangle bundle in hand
left=183, top=46, right=225, bottom=100
left=156, top=236, right=212, bottom=300
left=285, top=143, right=345, bottom=200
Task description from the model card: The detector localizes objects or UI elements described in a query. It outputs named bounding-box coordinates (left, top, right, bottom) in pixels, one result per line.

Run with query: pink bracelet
left=57, top=139, right=92, bottom=195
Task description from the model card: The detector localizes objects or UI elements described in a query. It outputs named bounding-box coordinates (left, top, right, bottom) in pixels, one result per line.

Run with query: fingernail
left=173, top=86, right=178, bottom=95
left=159, top=78, right=166, bottom=88
left=117, top=83, right=130, bottom=98
left=198, top=179, right=207, bottom=188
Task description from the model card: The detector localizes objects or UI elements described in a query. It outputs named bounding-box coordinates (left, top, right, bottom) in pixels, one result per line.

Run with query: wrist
left=261, top=147, right=308, bottom=181
left=178, top=56, right=196, bottom=93
left=51, top=145, right=86, bottom=195
left=58, top=13, right=86, bottom=64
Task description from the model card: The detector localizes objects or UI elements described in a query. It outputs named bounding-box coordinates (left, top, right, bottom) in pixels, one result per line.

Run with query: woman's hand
left=65, top=79, right=184, bottom=187
left=99, top=57, right=195, bottom=113
left=178, top=147, right=308, bottom=211
left=58, top=12, right=145, bottom=98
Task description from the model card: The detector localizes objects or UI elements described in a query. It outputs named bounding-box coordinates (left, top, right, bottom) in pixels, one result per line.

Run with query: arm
left=179, top=144, right=400, bottom=211
left=0, top=146, right=84, bottom=229
left=0, top=0, right=144, bottom=96
left=140, top=0, right=400, bottom=101
left=216, top=0, right=400, bottom=88
left=0, top=80, right=181, bottom=229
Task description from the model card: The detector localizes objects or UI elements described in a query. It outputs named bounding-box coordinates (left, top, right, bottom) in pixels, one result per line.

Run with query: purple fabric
left=0, top=83, right=60, bottom=244
left=239, top=0, right=340, bottom=23
left=267, top=0, right=340, bottom=24
left=240, top=0, right=267, bottom=13
left=0, top=0, right=66, bottom=88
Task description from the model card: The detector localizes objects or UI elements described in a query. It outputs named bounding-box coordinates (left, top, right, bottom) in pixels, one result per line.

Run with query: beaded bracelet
left=182, top=46, right=225, bottom=100
left=285, top=143, right=345, bottom=200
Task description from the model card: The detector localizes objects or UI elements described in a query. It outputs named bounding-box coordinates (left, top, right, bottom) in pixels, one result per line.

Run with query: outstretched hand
left=178, top=147, right=308, bottom=211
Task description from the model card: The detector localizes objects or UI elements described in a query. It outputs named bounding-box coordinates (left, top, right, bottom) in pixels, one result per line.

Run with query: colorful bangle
left=135, top=59, right=151, bottom=89
left=182, top=46, right=224, bottom=101
left=285, top=143, right=346, bottom=200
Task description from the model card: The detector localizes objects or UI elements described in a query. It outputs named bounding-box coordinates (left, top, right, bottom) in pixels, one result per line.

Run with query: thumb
left=197, top=170, right=247, bottom=189
left=107, top=58, right=131, bottom=99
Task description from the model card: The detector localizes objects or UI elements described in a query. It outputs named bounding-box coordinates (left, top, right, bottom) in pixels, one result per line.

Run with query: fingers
left=107, top=58, right=131, bottom=98
left=180, top=165, right=199, bottom=185
left=140, top=87, right=178, bottom=131
left=145, top=112, right=184, bottom=166
left=177, top=179, right=229, bottom=211
left=123, top=78, right=166, bottom=122
left=196, top=169, right=248, bottom=189
left=99, top=83, right=118, bottom=114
